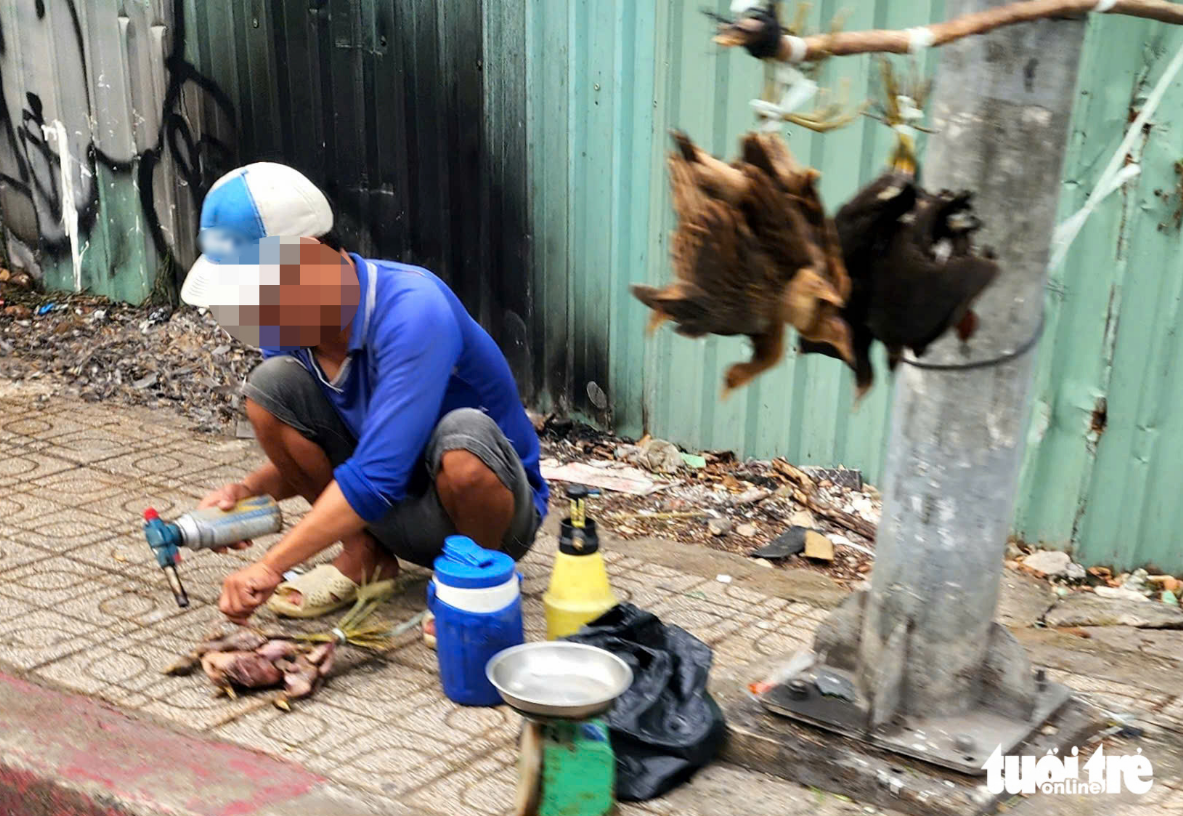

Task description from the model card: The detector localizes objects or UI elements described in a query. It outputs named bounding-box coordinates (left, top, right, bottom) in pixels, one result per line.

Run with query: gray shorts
left=242, top=356, right=539, bottom=567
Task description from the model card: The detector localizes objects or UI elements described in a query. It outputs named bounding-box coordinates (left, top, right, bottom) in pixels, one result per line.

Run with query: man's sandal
left=267, top=564, right=359, bottom=618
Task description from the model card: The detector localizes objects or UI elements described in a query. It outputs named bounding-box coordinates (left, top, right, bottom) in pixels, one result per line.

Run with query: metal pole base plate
left=760, top=663, right=1072, bottom=775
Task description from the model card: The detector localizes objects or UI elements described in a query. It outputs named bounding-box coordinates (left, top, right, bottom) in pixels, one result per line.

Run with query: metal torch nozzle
left=143, top=507, right=189, bottom=608
left=162, top=564, right=190, bottom=608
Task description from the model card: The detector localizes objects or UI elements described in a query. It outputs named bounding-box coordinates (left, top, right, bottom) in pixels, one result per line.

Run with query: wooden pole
left=715, top=0, right=1183, bottom=62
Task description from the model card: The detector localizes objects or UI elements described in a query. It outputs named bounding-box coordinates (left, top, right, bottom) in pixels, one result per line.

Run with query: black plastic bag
left=563, top=603, right=726, bottom=801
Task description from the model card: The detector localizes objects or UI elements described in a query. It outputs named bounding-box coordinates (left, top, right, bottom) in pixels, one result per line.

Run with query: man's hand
left=219, top=561, right=284, bottom=625
left=198, top=482, right=257, bottom=553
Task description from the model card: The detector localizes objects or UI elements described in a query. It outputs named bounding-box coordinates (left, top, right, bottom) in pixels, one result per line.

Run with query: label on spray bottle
left=174, top=495, right=283, bottom=551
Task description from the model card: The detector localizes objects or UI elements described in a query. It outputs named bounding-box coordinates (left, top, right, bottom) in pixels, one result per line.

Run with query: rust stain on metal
left=1172, top=160, right=1183, bottom=230
left=1089, top=397, right=1108, bottom=437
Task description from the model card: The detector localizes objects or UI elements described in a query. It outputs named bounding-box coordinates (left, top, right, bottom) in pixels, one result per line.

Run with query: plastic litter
left=750, top=526, right=809, bottom=559
left=564, top=603, right=726, bottom=801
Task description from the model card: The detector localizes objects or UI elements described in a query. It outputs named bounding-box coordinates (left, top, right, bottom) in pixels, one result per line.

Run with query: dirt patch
left=538, top=420, right=878, bottom=588
left=0, top=289, right=258, bottom=434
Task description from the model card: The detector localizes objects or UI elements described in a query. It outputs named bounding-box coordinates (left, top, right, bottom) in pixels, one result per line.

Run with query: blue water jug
left=428, top=536, right=524, bottom=706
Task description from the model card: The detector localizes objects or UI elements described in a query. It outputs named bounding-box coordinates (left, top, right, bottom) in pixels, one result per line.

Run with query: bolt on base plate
left=759, top=662, right=1072, bottom=775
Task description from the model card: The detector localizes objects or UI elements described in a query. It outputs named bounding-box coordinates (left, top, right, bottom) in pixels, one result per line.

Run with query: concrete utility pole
left=764, top=0, right=1087, bottom=772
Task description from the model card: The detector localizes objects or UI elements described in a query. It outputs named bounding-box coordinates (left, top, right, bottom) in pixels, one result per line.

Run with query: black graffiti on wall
left=0, top=1, right=540, bottom=405
left=0, top=0, right=234, bottom=285
left=137, top=2, right=236, bottom=273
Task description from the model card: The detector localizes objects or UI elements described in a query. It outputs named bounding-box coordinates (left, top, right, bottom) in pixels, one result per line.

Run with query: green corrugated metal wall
left=1016, top=16, right=1183, bottom=573
left=527, top=0, right=944, bottom=479
left=9, top=2, right=1183, bottom=572
left=523, top=3, right=1183, bottom=573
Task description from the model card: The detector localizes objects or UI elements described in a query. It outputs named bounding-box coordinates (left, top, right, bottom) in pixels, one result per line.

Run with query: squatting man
left=180, top=162, right=548, bottom=641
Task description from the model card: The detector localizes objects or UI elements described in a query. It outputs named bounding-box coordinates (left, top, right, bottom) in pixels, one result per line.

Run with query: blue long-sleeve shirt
left=262, top=254, right=548, bottom=523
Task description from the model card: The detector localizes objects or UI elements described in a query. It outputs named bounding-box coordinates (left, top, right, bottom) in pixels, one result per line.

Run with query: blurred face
left=208, top=236, right=360, bottom=349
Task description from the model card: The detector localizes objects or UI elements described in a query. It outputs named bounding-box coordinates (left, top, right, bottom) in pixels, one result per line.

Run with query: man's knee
left=437, top=450, right=505, bottom=500
left=433, top=407, right=495, bottom=438
left=431, top=409, right=511, bottom=499
left=245, top=356, right=313, bottom=400
left=242, top=356, right=320, bottom=441
left=245, top=397, right=284, bottom=439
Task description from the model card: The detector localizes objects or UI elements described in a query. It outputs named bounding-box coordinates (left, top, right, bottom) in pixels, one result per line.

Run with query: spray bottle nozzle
left=566, top=484, right=589, bottom=529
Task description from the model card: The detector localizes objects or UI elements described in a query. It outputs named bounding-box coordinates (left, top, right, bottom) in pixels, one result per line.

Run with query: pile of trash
left=0, top=287, right=260, bottom=434
left=1014, top=544, right=1182, bottom=608
left=534, top=414, right=879, bottom=584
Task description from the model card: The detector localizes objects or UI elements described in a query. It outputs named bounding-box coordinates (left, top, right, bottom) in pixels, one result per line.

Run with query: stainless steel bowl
left=486, top=642, right=633, bottom=720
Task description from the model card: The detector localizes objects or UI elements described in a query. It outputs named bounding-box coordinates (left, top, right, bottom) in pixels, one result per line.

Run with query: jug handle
left=443, top=535, right=497, bottom=568
left=426, top=580, right=436, bottom=608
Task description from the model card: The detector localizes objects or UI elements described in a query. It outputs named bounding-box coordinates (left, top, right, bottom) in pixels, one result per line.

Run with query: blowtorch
left=142, top=495, right=283, bottom=607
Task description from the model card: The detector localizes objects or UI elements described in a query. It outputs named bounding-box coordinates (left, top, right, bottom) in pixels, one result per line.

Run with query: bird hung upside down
left=630, top=129, right=855, bottom=399
left=797, top=170, right=1001, bottom=403
left=794, top=55, right=1000, bottom=404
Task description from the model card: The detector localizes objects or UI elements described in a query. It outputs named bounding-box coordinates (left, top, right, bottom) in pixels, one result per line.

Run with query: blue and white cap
left=179, top=162, right=334, bottom=309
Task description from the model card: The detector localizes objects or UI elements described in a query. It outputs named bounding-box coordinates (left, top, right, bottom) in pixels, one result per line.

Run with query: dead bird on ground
left=163, top=576, right=403, bottom=710
left=163, top=626, right=274, bottom=675
left=165, top=625, right=336, bottom=710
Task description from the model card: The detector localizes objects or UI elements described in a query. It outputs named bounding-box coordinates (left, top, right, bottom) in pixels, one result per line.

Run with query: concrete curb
left=0, top=671, right=426, bottom=816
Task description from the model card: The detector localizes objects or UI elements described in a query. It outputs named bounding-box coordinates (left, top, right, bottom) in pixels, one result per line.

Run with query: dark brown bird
left=868, top=187, right=996, bottom=361
left=798, top=171, right=999, bottom=402
left=631, top=130, right=854, bottom=398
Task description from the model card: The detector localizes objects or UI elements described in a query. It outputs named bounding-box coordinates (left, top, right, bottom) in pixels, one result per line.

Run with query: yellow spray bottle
left=543, top=484, right=619, bottom=640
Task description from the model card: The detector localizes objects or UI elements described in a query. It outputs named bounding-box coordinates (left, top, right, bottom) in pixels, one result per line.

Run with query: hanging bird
left=630, top=130, right=854, bottom=398
left=864, top=186, right=998, bottom=366
left=797, top=171, right=914, bottom=399
left=796, top=57, right=999, bottom=403
left=798, top=172, right=999, bottom=402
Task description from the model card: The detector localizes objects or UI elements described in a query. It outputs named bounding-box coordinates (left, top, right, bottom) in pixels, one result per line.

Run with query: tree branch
left=714, top=0, right=1183, bottom=63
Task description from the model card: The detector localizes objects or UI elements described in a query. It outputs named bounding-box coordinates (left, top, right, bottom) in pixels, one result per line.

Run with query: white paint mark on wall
left=44, top=120, right=84, bottom=292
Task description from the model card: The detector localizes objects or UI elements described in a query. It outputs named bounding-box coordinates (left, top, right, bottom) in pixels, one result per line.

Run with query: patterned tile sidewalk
left=0, top=380, right=1180, bottom=815
left=0, top=382, right=841, bottom=815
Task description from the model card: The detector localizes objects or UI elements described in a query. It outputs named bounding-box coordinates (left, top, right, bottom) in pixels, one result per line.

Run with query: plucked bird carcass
left=161, top=576, right=403, bottom=710
left=798, top=171, right=1000, bottom=401
left=164, top=625, right=336, bottom=710
left=630, top=130, right=854, bottom=397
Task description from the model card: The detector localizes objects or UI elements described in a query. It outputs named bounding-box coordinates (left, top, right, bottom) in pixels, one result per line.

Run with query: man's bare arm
left=260, top=481, right=365, bottom=575
left=241, top=461, right=298, bottom=502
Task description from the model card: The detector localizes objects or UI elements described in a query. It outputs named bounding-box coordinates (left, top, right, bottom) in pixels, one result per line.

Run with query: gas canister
left=143, top=495, right=283, bottom=607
